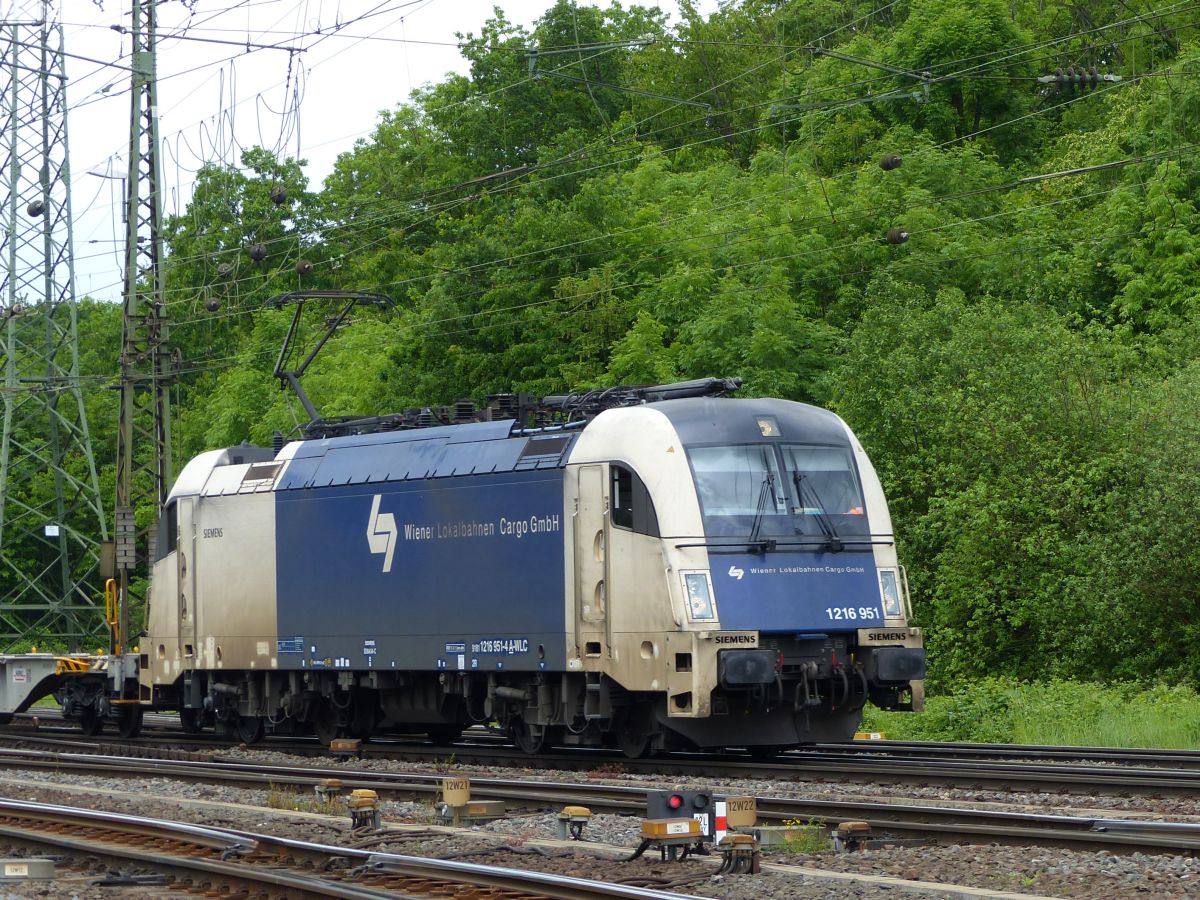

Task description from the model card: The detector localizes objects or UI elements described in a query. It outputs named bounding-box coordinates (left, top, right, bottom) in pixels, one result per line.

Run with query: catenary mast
left=114, top=0, right=172, bottom=652
left=0, top=0, right=107, bottom=645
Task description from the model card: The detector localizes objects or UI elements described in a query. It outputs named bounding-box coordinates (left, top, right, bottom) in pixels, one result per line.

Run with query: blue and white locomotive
left=141, top=378, right=924, bottom=753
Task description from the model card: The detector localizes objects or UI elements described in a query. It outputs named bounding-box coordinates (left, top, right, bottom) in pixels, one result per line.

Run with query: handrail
left=105, top=578, right=121, bottom=654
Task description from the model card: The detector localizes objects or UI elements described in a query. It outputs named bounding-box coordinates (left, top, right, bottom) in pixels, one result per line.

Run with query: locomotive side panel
left=272, top=471, right=568, bottom=673
left=191, top=493, right=278, bottom=672
left=144, top=474, right=278, bottom=688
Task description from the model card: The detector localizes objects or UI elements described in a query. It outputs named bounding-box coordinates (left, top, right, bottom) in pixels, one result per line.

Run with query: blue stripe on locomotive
left=709, top=550, right=883, bottom=632
left=274, top=470, right=567, bottom=673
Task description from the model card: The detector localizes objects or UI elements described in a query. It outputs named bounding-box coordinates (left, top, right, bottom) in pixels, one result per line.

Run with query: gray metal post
left=115, top=0, right=173, bottom=661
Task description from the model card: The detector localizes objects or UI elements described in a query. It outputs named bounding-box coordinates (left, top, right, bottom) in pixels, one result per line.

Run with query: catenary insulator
left=886, top=227, right=910, bottom=244
left=270, top=184, right=288, bottom=205
left=248, top=243, right=268, bottom=261
left=296, top=259, right=314, bottom=276
left=216, top=262, right=234, bottom=278
left=879, top=154, right=903, bottom=171
left=205, top=297, right=220, bottom=312
left=26, top=199, right=45, bottom=217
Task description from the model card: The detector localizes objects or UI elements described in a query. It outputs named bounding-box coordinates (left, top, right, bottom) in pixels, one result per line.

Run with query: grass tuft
left=863, top=678, right=1200, bottom=747
left=776, top=818, right=831, bottom=854
left=265, top=783, right=343, bottom=816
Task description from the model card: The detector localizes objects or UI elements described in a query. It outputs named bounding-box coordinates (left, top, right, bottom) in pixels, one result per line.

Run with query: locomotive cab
left=566, top=397, right=924, bottom=750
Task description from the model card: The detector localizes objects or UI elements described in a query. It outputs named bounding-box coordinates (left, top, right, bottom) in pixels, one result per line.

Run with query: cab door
left=175, top=497, right=197, bottom=664
left=573, top=465, right=608, bottom=659
left=147, top=502, right=179, bottom=678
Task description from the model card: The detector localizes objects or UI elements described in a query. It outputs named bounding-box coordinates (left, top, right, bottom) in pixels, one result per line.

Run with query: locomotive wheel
left=616, top=726, right=653, bottom=759
left=179, top=708, right=204, bottom=734
left=313, top=700, right=342, bottom=747
left=510, top=718, right=547, bottom=754
left=426, top=724, right=464, bottom=744
left=614, top=707, right=656, bottom=759
left=116, top=705, right=143, bottom=739
left=235, top=714, right=265, bottom=745
left=79, top=705, right=103, bottom=736
left=347, top=700, right=376, bottom=741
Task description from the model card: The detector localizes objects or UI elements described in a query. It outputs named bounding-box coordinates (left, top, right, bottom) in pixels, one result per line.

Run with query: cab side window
left=155, top=501, right=178, bottom=562
left=611, top=465, right=660, bottom=537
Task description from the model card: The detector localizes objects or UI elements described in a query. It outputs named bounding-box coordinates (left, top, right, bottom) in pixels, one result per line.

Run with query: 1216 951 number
left=825, top=607, right=880, bottom=621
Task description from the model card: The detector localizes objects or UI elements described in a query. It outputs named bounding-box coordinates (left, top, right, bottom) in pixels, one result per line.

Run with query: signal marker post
left=716, top=796, right=761, bottom=874
left=717, top=795, right=757, bottom=840
left=441, top=777, right=470, bottom=826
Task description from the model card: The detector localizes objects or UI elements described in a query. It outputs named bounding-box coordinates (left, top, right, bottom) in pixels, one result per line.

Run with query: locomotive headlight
left=683, top=572, right=716, bottom=621
left=879, top=569, right=903, bottom=618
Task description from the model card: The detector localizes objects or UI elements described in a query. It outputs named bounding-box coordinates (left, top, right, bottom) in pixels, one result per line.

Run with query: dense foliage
left=7, top=0, right=1200, bottom=686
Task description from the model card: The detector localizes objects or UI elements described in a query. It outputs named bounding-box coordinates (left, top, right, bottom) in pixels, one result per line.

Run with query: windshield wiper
left=748, top=468, right=778, bottom=553
left=793, top=472, right=843, bottom=552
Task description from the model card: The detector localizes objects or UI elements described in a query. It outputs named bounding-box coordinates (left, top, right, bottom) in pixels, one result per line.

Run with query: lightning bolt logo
left=728, top=565, right=745, bottom=580
left=367, top=494, right=397, bottom=573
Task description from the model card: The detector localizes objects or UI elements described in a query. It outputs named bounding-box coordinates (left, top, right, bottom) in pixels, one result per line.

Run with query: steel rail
left=819, top=739, right=1200, bottom=769
left=0, top=798, right=701, bottom=899
left=1, top=746, right=1198, bottom=854
left=0, top=799, right=388, bottom=899
left=221, top=828, right=706, bottom=899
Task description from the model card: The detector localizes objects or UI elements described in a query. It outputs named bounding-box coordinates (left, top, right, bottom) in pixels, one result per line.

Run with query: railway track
left=0, top=798, right=700, bottom=899
left=823, top=738, right=1200, bottom=769
left=5, top=714, right=1200, bottom=799
left=1, top=744, right=1198, bottom=854
left=16, top=709, right=1200, bottom=771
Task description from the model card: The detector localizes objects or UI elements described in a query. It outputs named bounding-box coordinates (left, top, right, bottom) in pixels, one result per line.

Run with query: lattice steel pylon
left=0, top=1, right=108, bottom=646
left=115, top=0, right=171, bottom=653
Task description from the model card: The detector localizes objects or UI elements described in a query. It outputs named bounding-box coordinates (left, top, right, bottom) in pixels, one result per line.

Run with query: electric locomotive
left=139, top=377, right=924, bottom=754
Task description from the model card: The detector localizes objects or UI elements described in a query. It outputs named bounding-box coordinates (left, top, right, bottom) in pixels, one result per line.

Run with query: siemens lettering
left=713, top=633, right=758, bottom=646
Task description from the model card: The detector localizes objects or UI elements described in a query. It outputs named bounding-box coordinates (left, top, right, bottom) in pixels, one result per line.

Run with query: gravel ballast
left=2, top=748, right=1200, bottom=898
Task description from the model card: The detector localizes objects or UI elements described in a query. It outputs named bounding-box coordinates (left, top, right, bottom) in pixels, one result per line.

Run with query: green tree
left=886, top=0, right=1035, bottom=155
left=830, top=289, right=1133, bottom=682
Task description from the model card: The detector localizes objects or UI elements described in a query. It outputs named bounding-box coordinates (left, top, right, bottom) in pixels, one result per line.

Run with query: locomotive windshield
left=782, top=445, right=869, bottom=537
left=689, top=443, right=868, bottom=539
